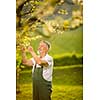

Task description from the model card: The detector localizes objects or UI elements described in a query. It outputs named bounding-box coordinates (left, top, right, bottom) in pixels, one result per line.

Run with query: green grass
left=16, top=65, right=83, bottom=100
left=52, top=85, right=82, bottom=100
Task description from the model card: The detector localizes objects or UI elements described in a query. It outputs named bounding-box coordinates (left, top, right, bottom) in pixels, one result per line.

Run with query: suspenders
left=34, top=63, right=43, bottom=69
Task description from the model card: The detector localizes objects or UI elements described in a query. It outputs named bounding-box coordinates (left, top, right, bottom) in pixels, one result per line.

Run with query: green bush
left=54, top=54, right=83, bottom=66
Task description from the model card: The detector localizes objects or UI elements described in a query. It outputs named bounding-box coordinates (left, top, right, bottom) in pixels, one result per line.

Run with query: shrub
left=54, top=54, right=83, bottom=66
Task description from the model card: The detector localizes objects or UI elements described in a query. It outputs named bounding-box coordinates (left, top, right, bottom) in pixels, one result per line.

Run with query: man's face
left=38, top=41, right=48, bottom=54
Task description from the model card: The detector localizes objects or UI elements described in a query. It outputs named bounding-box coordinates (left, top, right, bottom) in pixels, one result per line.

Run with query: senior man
left=21, top=40, right=53, bottom=100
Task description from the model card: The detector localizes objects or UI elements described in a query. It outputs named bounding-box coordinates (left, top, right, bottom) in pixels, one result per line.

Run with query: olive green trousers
left=32, top=67, right=52, bottom=100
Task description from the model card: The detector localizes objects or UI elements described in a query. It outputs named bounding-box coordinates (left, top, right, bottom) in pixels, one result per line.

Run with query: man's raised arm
left=21, top=47, right=34, bottom=67
left=28, top=46, right=48, bottom=67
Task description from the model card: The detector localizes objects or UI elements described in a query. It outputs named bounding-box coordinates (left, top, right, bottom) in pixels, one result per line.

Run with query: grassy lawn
left=16, top=65, right=83, bottom=100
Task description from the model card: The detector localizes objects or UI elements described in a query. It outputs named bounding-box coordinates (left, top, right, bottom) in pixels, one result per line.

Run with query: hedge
left=54, top=54, right=83, bottom=66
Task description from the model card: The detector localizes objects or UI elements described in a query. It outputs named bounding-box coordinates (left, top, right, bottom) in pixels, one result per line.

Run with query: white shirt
left=31, top=54, right=53, bottom=81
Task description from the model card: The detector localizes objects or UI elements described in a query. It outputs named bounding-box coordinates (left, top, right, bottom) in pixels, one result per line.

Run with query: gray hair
left=41, top=40, right=51, bottom=50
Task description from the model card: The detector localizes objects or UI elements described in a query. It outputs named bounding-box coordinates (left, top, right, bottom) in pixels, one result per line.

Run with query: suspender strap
left=34, top=63, right=43, bottom=69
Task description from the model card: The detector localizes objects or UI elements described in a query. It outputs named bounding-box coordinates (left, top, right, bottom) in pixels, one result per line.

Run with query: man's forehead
left=39, top=40, right=50, bottom=49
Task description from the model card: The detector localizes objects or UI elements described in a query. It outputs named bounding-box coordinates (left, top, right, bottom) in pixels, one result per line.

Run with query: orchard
left=16, top=0, right=83, bottom=93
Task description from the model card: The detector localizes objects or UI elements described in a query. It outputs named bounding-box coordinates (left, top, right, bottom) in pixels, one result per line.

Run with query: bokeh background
left=16, top=0, right=83, bottom=100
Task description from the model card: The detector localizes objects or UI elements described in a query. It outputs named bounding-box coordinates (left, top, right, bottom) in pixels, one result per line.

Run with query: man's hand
left=28, top=46, right=34, bottom=54
left=21, top=45, right=26, bottom=53
left=21, top=45, right=34, bottom=67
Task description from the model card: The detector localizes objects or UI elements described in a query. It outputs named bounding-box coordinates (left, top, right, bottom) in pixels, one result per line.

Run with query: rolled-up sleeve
left=44, top=55, right=53, bottom=67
